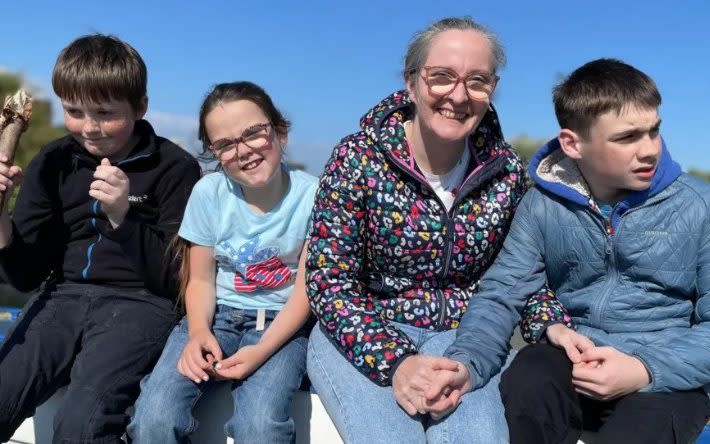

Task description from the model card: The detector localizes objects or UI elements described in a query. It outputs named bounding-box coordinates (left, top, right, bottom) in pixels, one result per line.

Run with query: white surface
left=11, top=385, right=595, bottom=444
left=11, top=386, right=342, bottom=444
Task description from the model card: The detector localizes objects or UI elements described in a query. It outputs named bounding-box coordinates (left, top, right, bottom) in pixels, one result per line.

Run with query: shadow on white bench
left=13, top=385, right=601, bottom=444
left=14, top=385, right=342, bottom=444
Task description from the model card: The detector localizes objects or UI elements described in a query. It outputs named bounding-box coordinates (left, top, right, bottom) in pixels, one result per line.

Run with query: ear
left=135, top=96, right=148, bottom=120
left=405, top=73, right=418, bottom=104
left=278, top=132, right=288, bottom=150
left=558, top=128, right=583, bottom=160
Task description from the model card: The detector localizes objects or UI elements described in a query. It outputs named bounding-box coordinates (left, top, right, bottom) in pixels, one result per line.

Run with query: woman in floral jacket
left=306, top=17, right=571, bottom=443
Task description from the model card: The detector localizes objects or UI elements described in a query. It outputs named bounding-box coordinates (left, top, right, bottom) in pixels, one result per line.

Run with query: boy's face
left=563, top=106, right=662, bottom=203
left=62, top=97, right=147, bottom=162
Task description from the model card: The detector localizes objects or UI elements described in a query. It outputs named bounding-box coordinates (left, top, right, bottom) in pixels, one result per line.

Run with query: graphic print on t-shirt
left=216, top=236, right=292, bottom=292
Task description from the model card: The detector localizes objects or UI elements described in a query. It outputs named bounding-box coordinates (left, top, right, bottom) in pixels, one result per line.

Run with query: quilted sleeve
left=445, top=189, right=549, bottom=389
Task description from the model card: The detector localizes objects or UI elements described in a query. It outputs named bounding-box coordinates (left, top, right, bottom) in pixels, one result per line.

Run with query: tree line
left=1, top=72, right=708, bottom=214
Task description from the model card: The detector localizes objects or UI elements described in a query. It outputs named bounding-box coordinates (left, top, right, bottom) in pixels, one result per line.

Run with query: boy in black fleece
left=0, top=34, right=200, bottom=442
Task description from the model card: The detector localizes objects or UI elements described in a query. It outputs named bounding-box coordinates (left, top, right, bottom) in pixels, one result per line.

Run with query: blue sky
left=2, top=0, right=709, bottom=174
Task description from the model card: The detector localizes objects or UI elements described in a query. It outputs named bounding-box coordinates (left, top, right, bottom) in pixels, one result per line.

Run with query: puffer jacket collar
left=360, top=90, right=506, bottom=162
left=358, top=90, right=513, bottom=204
left=528, top=137, right=682, bottom=226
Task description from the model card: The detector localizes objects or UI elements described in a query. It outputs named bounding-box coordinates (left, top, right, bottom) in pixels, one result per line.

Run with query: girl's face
left=205, top=99, right=287, bottom=190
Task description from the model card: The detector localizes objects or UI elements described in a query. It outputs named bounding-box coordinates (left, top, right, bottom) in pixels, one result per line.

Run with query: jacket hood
left=358, top=90, right=507, bottom=163
left=529, top=137, right=682, bottom=210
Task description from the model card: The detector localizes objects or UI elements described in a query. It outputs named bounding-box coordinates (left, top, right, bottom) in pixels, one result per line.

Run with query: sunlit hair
left=403, top=16, right=506, bottom=84
left=553, top=58, right=661, bottom=139
left=167, top=236, right=191, bottom=311
left=197, top=81, right=290, bottom=162
left=52, top=34, right=147, bottom=111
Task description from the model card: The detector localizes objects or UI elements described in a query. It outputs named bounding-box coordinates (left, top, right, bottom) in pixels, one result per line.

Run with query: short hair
left=52, top=34, right=147, bottom=111
left=197, top=81, right=291, bottom=156
left=553, top=58, right=661, bottom=139
left=403, top=16, right=506, bottom=83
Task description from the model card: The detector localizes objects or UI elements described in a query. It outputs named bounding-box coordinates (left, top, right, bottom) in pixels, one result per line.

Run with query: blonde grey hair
left=403, top=16, right=506, bottom=83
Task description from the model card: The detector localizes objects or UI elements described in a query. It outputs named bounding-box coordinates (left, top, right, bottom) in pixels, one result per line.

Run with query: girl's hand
left=214, top=344, right=270, bottom=381
left=177, top=329, right=223, bottom=383
left=0, top=155, right=23, bottom=206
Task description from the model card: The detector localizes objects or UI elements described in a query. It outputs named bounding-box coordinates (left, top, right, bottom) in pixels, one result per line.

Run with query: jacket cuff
left=446, top=352, right=479, bottom=390
left=630, top=350, right=656, bottom=392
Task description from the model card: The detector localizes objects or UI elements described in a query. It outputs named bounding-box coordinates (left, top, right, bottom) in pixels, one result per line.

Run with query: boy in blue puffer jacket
left=432, top=59, right=710, bottom=443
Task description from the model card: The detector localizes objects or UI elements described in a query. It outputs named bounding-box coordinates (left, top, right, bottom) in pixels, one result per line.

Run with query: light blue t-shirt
left=178, top=165, right=318, bottom=310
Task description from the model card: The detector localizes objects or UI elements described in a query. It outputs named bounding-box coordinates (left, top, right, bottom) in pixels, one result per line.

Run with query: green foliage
left=508, top=135, right=548, bottom=164
left=688, top=168, right=710, bottom=182
left=1, top=72, right=66, bottom=211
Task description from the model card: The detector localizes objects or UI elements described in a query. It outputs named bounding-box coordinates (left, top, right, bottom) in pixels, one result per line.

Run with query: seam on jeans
left=308, top=335, right=354, bottom=442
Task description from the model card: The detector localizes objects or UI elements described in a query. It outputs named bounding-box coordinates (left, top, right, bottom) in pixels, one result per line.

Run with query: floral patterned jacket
left=306, top=91, right=571, bottom=385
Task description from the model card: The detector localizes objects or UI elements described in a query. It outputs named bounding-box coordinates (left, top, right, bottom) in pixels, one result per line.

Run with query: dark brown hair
left=553, top=58, right=661, bottom=139
left=197, top=81, right=291, bottom=160
left=169, top=236, right=191, bottom=311
left=52, top=34, right=147, bottom=110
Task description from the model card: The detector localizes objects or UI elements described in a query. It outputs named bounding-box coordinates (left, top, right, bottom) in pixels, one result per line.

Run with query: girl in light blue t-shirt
left=128, top=81, right=317, bottom=443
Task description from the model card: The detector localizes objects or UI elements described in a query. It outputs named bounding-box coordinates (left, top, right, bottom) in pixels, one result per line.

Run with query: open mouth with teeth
left=240, top=158, right=263, bottom=171
left=438, top=109, right=469, bottom=120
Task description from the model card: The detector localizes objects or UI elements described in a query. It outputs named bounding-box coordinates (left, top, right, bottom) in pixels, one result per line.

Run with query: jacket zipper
left=80, top=152, right=154, bottom=279
left=591, top=213, right=618, bottom=327
left=386, top=151, right=506, bottom=329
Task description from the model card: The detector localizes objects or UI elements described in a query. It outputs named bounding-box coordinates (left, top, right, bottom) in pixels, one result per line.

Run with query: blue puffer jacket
left=445, top=138, right=710, bottom=393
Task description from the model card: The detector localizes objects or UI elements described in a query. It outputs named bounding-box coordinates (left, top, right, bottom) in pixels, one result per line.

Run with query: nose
left=448, top=79, right=469, bottom=103
left=637, top=134, right=661, bottom=161
left=236, top=142, right=254, bottom=160
left=82, top=116, right=100, bottom=135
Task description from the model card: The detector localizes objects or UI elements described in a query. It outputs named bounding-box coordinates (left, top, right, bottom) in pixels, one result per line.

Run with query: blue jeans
left=308, top=323, right=513, bottom=444
left=127, top=305, right=308, bottom=444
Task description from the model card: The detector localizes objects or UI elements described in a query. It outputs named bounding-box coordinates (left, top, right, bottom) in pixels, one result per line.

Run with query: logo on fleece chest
left=216, top=236, right=292, bottom=292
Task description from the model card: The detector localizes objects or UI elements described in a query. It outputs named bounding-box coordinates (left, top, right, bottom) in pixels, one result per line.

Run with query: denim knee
left=226, top=407, right=294, bottom=444
left=127, top=393, right=197, bottom=444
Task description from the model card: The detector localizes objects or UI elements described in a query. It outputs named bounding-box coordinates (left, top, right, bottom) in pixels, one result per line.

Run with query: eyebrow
left=611, top=118, right=662, bottom=139
left=211, top=123, right=267, bottom=145
left=241, top=123, right=267, bottom=134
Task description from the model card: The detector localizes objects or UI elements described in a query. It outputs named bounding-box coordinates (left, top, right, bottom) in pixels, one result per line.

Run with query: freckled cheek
left=102, top=120, right=135, bottom=139
left=63, top=116, right=83, bottom=135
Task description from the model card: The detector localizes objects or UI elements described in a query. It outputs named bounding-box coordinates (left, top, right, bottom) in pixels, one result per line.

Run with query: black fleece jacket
left=0, top=120, right=201, bottom=300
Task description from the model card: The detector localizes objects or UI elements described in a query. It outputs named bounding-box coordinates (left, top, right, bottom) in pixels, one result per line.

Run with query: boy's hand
left=177, top=329, right=223, bottom=384
left=424, top=361, right=472, bottom=420
left=546, top=323, right=596, bottom=364
left=392, top=355, right=459, bottom=416
left=572, top=346, right=650, bottom=401
left=213, top=344, right=270, bottom=381
left=90, top=158, right=129, bottom=228
left=0, top=155, right=23, bottom=207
